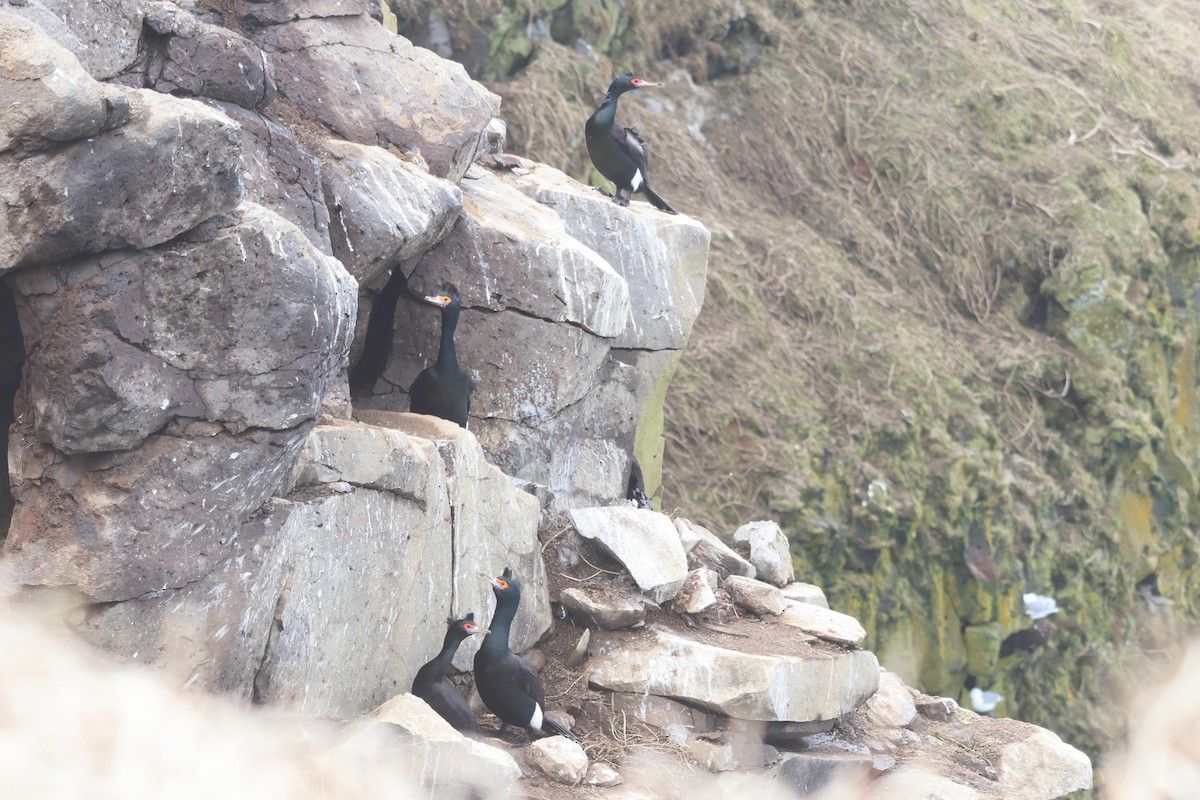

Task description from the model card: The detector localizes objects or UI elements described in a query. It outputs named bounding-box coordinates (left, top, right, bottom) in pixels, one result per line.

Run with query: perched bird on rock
left=409, top=288, right=470, bottom=427
left=412, top=614, right=489, bottom=734
left=626, top=456, right=653, bottom=510
left=585, top=73, right=677, bottom=214
left=474, top=568, right=573, bottom=744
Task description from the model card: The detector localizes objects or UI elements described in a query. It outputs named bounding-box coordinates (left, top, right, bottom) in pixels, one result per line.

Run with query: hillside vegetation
left=394, top=0, right=1200, bottom=771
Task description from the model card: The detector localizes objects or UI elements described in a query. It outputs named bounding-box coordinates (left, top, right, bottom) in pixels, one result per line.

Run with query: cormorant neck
left=480, top=594, right=518, bottom=656
left=425, top=631, right=462, bottom=677
left=593, top=94, right=619, bottom=129
left=436, top=305, right=459, bottom=367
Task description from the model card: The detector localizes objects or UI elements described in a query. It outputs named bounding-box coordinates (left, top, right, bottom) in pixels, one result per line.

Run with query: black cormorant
left=409, top=289, right=470, bottom=427
left=626, top=456, right=653, bottom=510
left=411, top=614, right=488, bottom=734
left=585, top=73, right=677, bottom=214
left=474, top=568, right=572, bottom=743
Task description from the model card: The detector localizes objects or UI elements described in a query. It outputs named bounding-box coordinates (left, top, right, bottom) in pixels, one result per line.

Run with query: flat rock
left=529, top=736, right=589, bottom=786
left=322, top=138, right=463, bottom=286
left=723, top=575, right=786, bottom=616
left=569, top=507, right=688, bottom=604
left=609, top=691, right=715, bottom=734
left=9, top=203, right=356, bottom=451
left=559, top=586, right=645, bottom=630
left=779, top=599, right=867, bottom=647
left=588, top=626, right=880, bottom=722
left=676, top=517, right=756, bottom=578
left=343, top=693, right=521, bottom=800
left=1, top=87, right=242, bottom=273
left=257, top=16, right=498, bottom=182
left=780, top=581, right=829, bottom=608
left=733, top=521, right=795, bottom=586
left=673, top=568, right=718, bottom=614
left=237, top=0, right=370, bottom=25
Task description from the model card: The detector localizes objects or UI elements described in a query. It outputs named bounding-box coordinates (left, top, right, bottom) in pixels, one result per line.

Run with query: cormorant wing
left=613, top=123, right=651, bottom=175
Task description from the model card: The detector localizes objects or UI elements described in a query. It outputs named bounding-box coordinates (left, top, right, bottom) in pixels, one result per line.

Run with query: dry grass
left=485, top=0, right=1200, bottom=775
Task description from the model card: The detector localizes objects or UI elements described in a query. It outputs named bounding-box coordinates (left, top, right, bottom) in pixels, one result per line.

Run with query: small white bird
left=969, top=687, right=1003, bottom=713
left=1023, top=592, right=1060, bottom=621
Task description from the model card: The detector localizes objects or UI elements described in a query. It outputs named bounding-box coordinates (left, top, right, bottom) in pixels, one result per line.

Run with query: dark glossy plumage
left=475, top=568, right=573, bottom=744
left=409, top=289, right=470, bottom=427
left=412, top=615, right=488, bottom=733
left=585, top=74, right=677, bottom=214
left=626, top=456, right=653, bottom=510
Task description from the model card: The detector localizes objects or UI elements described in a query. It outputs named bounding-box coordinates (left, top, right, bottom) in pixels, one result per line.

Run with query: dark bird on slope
left=626, top=455, right=653, bottom=510
left=585, top=73, right=678, bottom=214
left=474, top=568, right=573, bottom=744
left=412, top=614, right=489, bottom=734
left=409, top=288, right=471, bottom=428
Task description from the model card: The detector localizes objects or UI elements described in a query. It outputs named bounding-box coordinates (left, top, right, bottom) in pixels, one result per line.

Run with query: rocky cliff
left=0, top=0, right=1097, bottom=797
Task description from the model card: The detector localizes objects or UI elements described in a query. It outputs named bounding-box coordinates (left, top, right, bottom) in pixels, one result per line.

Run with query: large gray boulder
left=256, top=15, right=499, bottom=182
left=3, top=423, right=308, bottom=601
left=0, top=11, right=126, bottom=154
left=322, top=138, right=464, bottom=287
left=144, top=2, right=277, bottom=110
left=570, top=506, right=688, bottom=603
left=9, top=204, right=356, bottom=452
left=1, top=87, right=242, bottom=273
left=589, top=626, right=880, bottom=722
left=3, top=0, right=142, bottom=80
left=358, top=162, right=707, bottom=513
left=64, top=414, right=546, bottom=714
left=213, top=102, right=333, bottom=255
left=507, top=160, right=710, bottom=351
left=342, top=693, right=522, bottom=800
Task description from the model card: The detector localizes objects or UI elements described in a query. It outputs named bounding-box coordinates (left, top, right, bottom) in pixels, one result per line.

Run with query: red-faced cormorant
left=585, top=73, right=678, bottom=214
left=626, top=455, right=653, bottom=510
left=409, top=288, right=470, bottom=428
left=411, top=614, right=488, bottom=734
left=474, top=568, right=573, bottom=744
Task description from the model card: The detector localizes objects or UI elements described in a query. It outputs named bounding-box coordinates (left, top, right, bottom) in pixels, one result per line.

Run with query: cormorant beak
left=480, top=572, right=508, bottom=591
left=469, top=627, right=490, bottom=636
left=424, top=294, right=452, bottom=307
left=631, top=78, right=663, bottom=88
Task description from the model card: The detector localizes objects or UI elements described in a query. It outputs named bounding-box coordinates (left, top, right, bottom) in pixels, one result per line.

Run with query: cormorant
left=409, top=288, right=470, bottom=427
left=411, top=614, right=488, bottom=734
left=585, top=73, right=678, bottom=214
left=626, top=456, right=652, bottom=510
left=474, top=568, right=572, bottom=744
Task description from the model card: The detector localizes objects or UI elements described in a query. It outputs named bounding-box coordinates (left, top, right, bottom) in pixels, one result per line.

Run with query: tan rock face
left=676, top=517, right=757, bottom=578
left=588, top=626, right=880, bottom=722
left=560, top=586, right=646, bottom=630
left=723, top=575, right=787, bottom=616
left=673, top=568, right=719, bottom=613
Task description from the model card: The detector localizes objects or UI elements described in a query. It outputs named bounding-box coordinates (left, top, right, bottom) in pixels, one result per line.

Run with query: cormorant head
left=484, top=567, right=522, bottom=604
left=608, top=72, right=663, bottom=97
left=423, top=284, right=461, bottom=312
left=447, top=612, right=489, bottom=641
